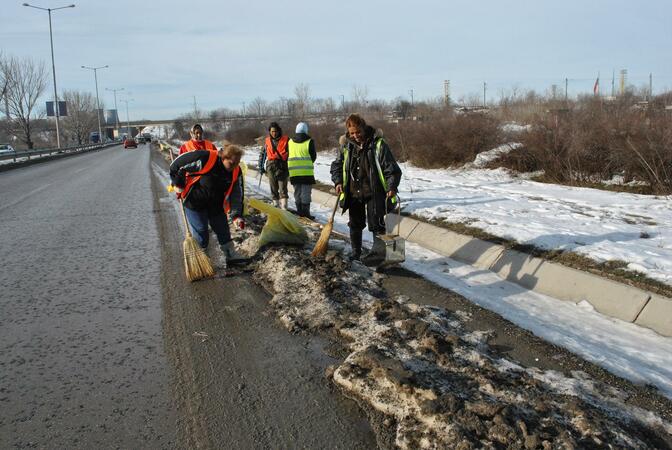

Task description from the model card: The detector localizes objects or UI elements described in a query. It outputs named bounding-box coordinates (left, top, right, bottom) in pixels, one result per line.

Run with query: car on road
left=124, top=138, right=138, bottom=149
left=0, top=143, right=15, bottom=155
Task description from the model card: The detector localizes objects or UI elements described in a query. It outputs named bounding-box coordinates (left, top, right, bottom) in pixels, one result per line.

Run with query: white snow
left=266, top=147, right=671, bottom=287
left=240, top=144, right=672, bottom=399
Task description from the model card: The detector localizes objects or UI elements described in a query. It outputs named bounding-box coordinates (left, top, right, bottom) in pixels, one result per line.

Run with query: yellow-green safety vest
left=287, top=139, right=314, bottom=178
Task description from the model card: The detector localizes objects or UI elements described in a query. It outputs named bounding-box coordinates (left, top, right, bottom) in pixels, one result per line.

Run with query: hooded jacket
left=330, top=125, right=402, bottom=217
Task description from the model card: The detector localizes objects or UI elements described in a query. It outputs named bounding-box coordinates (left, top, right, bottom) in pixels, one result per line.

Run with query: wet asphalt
left=0, top=145, right=176, bottom=448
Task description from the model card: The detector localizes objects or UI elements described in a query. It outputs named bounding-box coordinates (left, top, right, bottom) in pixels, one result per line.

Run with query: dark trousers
left=267, top=160, right=288, bottom=200
left=348, top=197, right=386, bottom=234
left=184, top=207, right=231, bottom=249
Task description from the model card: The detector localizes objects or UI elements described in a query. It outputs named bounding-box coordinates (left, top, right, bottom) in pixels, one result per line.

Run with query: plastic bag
left=248, top=197, right=308, bottom=247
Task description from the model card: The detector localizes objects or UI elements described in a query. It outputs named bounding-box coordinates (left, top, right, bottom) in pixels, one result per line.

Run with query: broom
left=168, top=148, right=215, bottom=281
left=311, top=200, right=339, bottom=257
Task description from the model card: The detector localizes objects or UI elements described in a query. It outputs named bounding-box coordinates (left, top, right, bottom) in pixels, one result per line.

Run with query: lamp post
left=106, top=87, right=124, bottom=139
left=23, top=2, right=75, bottom=149
left=81, top=65, right=108, bottom=143
left=120, top=98, right=133, bottom=140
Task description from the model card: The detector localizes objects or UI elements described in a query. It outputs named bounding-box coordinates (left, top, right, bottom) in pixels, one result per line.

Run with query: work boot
left=349, top=229, right=362, bottom=261
left=220, top=241, right=247, bottom=264
left=303, top=203, right=315, bottom=220
left=280, top=198, right=288, bottom=210
left=295, top=202, right=304, bottom=217
left=272, top=199, right=279, bottom=208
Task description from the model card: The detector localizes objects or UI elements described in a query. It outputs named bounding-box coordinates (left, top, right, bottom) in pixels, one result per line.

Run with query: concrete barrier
left=635, top=294, right=672, bottom=334
left=249, top=169, right=672, bottom=337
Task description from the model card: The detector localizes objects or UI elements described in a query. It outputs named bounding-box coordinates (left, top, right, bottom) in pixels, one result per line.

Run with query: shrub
left=375, top=112, right=503, bottom=168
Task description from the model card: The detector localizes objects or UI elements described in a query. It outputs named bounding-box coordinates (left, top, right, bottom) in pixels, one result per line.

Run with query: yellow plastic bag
left=248, top=197, right=308, bottom=247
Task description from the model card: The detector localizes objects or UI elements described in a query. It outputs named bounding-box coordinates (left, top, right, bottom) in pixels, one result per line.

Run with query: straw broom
left=311, top=200, right=339, bottom=257
left=168, top=148, right=215, bottom=281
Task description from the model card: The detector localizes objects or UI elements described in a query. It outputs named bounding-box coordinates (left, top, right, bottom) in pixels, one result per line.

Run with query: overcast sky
left=2, top=0, right=671, bottom=120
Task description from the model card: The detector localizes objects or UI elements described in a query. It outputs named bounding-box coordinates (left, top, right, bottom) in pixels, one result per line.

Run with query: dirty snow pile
left=253, top=247, right=671, bottom=449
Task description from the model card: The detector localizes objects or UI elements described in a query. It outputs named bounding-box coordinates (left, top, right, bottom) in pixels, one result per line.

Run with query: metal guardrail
left=0, top=141, right=120, bottom=164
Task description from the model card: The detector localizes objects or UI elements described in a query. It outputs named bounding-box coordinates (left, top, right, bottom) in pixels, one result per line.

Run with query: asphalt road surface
left=0, top=146, right=375, bottom=449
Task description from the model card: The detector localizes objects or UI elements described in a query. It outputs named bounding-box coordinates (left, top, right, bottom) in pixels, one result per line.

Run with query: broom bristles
left=311, top=220, right=334, bottom=257
left=183, top=236, right=215, bottom=281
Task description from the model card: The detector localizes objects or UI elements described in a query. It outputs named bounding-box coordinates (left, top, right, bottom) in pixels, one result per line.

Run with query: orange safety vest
left=264, top=135, right=289, bottom=161
left=179, top=150, right=241, bottom=213
left=179, top=139, right=217, bottom=155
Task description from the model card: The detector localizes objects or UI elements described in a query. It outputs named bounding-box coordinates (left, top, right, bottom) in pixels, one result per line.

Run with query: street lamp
left=81, top=65, right=108, bottom=143
left=120, top=98, right=133, bottom=140
left=23, top=2, right=76, bottom=149
left=105, top=87, right=124, bottom=139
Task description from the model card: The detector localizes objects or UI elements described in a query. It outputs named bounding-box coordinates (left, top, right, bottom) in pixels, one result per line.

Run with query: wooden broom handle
left=167, top=146, right=194, bottom=238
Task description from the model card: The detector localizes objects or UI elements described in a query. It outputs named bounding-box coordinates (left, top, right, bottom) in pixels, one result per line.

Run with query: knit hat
left=295, top=122, right=309, bottom=134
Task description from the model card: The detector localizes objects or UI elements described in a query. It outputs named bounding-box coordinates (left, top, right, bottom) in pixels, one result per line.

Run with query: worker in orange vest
left=257, top=122, right=289, bottom=209
left=170, top=143, right=246, bottom=263
left=179, top=123, right=217, bottom=155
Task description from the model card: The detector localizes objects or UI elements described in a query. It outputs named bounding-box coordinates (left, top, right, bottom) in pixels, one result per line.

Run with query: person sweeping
left=170, top=143, right=247, bottom=266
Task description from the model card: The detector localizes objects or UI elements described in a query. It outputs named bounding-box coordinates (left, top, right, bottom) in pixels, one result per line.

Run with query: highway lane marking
left=0, top=183, right=53, bottom=212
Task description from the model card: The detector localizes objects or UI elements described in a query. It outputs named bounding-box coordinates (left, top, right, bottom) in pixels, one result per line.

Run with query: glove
left=233, top=217, right=245, bottom=230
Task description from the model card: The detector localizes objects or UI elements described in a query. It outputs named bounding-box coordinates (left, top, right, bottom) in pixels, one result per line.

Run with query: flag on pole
left=593, top=74, right=600, bottom=95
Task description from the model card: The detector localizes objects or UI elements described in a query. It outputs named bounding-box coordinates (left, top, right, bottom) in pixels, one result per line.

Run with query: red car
left=124, top=138, right=138, bottom=149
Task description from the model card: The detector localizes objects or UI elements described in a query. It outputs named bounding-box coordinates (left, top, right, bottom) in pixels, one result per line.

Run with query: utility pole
left=121, top=98, right=133, bottom=138
left=106, top=87, right=124, bottom=139
left=340, top=94, right=345, bottom=112
left=409, top=89, right=414, bottom=107
left=192, top=95, right=198, bottom=120
left=483, top=82, right=487, bottom=107
left=443, top=80, right=450, bottom=106
left=611, top=69, right=615, bottom=97
left=242, top=101, right=246, bottom=117
left=649, top=72, right=653, bottom=101
left=565, top=78, right=568, bottom=101
left=23, top=3, right=76, bottom=149
left=81, top=65, right=109, bottom=143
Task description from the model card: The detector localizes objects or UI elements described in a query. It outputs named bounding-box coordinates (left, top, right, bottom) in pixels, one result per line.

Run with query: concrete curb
left=247, top=168, right=672, bottom=337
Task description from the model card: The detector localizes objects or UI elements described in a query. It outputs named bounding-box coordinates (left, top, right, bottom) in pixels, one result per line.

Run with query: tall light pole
left=23, top=2, right=75, bottom=149
left=106, top=87, right=124, bottom=139
left=120, top=98, right=133, bottom=139
left=81, top=65, right=108, bottom=143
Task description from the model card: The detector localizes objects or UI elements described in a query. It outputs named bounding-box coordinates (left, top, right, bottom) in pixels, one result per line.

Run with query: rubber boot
left=295, top=202, right=305, bottom=217
left=349, top=229, right=362, bottom=261
left=280, top=198, right=288, bottom=210
left=220, top=241, right=247, bottom=264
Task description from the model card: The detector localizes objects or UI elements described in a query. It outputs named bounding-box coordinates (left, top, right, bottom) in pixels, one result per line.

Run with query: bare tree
left=249, top=96, right=268, bottom=118
left=294, top=83, right=311, bottom=119
left=351, top=84, right=369, bottom=110
left=60, top=90, right=98, bottom=145
left=0, top=54, right=48, bottom=149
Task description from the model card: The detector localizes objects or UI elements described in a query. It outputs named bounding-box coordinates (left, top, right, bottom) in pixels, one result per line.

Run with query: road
left=0, top=145, right=375, bottom=448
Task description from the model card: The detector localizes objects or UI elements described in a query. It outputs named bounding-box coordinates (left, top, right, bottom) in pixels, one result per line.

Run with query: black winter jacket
left=170, top=150, right=244, bottom=218
left=330, top=126, right=402, bottom=217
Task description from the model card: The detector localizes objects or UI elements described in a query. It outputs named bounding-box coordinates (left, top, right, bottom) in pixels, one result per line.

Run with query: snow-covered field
left=243, top=144, right=672, bottom=287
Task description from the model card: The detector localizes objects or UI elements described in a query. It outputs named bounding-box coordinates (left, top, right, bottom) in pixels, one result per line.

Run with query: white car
left=0, top=144, right=15, bottom=155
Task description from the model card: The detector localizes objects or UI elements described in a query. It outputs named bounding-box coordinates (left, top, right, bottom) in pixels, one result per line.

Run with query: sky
left=2, top=0, right=672, bottom=120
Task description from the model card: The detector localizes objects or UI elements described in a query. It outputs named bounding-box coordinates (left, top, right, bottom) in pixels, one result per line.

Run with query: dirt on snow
left=237, top=212, right=672, bottom=450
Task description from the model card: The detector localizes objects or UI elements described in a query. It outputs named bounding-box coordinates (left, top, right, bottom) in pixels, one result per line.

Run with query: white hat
left=295, top=122, right=308, bottom=134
